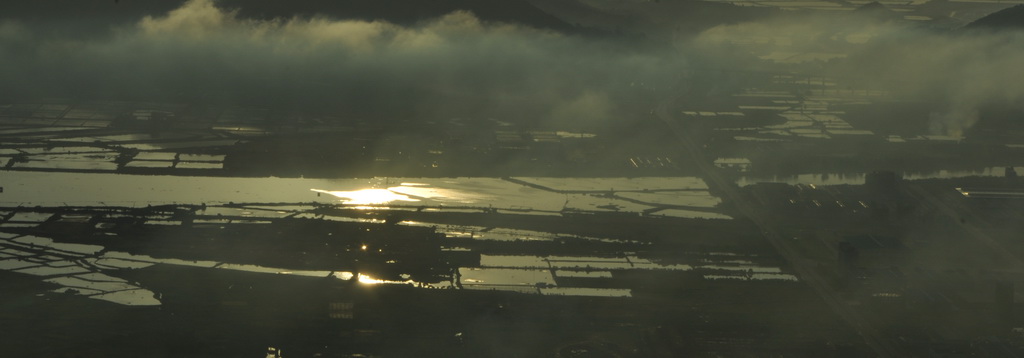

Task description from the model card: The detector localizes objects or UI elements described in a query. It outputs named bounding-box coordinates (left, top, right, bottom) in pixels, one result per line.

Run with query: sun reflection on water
left=356, top=273, right=415, bottom=285
left=311, top=182, right=479, bottom=206
left=311, top=188, right=418, bottom=205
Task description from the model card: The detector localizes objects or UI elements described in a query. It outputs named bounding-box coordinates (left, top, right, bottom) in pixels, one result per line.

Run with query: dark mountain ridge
left=0, top=0, right=576, bottom=34
left=965, top=4, right=1024, bottom=30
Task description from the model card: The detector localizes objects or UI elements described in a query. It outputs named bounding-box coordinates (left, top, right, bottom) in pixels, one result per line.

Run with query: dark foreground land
left=5, top=1, right=1024, bottom=354
left=0, top=204, right=861, bottom=357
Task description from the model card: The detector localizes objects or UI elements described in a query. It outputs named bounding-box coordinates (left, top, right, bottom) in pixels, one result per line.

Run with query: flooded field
left=9, top=0, right=1024, bottom=354
left=0, top=204, right=785, bottom=305
left=0, top=172, right=733, bottom=219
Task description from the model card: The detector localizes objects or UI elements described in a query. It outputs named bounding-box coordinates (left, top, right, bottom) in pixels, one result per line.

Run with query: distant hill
left=0, top=0, right=576, bottom=34
left=855, top=1, right=889, bottom=13
left=527, top=0, right=636, bottom=30
left=854, top=1, right=894, bottom=16
left=964, top=4, right=1024, bottom=30
left=0, top=0, right=178, bottom=26
left=852, top=1, right=902, bottom=21
left=528, top=0, right=776, bottom=40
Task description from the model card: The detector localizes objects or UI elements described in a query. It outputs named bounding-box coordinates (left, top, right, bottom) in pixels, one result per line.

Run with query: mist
left=2, top=0, right=1022, bottom=135
left=4, top=2, right=1024, bottom=357
left=0, top=0, right=678, bottom=128
left=690, top=10, right=1024, bottom=136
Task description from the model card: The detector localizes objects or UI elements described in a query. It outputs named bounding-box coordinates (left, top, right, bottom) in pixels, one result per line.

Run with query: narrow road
left=653, top=98, right=900, bottom=357
left=905, top=184, right=1024, bottom=269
